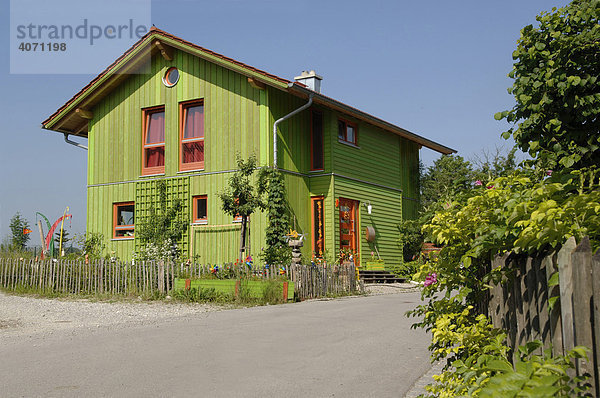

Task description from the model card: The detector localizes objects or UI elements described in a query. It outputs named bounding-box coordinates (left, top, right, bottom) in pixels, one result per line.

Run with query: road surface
left=0, top=290, right=432, bottom=397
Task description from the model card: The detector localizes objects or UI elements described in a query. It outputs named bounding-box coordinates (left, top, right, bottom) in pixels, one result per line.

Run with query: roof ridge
left=43, top=27, right=291, bottom=127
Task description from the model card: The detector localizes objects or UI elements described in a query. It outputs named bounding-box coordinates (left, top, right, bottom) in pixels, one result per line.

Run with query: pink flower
left=474, top=180, right=483, bottom=186
left=546, top=170, right=553, bottom=176
left=424, top=272, right=438, bottom=287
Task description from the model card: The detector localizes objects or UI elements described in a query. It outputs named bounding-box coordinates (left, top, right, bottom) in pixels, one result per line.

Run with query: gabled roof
left=42, top=27, right=455, bottom=155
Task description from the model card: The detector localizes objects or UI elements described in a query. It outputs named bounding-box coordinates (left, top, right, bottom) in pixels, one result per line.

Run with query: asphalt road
left=0, top=292, right=431, bottom=397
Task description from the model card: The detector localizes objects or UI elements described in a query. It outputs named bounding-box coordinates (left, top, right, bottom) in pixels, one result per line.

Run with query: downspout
left=63, top=133, right=88, bottom=151
left=273, top=92, right=314, bottom=169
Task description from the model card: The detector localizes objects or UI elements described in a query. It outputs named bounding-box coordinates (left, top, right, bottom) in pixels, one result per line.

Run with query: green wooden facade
left=43, top=28, right=453, bottom=265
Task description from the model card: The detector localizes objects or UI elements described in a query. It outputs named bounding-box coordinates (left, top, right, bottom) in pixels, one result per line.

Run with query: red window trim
left=179, top=99, right=205, bottom=172
left=338, top=118, right=358, bottom=146
left=142, top=105, right=166, bottom=176
left=310, top=110, right=324, bottom=171
left=113, top=202, right=135, bottom=239
left=192, top=195, right=208, bottom=224
left=311, top=196, right=325, bottom=257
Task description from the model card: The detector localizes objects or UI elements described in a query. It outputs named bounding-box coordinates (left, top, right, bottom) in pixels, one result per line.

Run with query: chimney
left=294, top=70, right=323, bottom=93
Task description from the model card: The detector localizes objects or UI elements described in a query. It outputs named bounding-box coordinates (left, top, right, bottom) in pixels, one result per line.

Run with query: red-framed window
left=338, top=119, right=357, bottom=146
left=142, top=106, right=165, bottom=175
left=180, top=100, right=205, bottom=171
left=310, top=111, right=324, bottom=171
left=193, top=195, right=207, bottom=224
left=311, top=196, right=325, bottom=257
left=113, top=202, right=135, bottom=239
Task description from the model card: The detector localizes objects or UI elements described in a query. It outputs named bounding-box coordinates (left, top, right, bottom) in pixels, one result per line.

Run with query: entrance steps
left=359, top=270, right=405, bottom=284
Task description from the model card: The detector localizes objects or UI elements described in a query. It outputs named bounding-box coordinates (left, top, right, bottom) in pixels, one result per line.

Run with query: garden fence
left=0, top=258, right=362, bottom=300
left=487, top=236, right=599, bottom=395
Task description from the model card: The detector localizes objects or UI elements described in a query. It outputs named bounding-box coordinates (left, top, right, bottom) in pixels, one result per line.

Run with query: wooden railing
left=488, top=236, right=599, bottom=395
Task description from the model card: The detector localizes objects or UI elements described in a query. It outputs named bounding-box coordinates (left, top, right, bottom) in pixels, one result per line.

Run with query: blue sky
left=0, top=0, right=568, bottom=247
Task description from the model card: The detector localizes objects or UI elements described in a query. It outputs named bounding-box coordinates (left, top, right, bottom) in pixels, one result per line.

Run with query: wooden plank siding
left=87, top=183, right=136, bottom=259
left=87, top=49, right=268, bottom=261
left=85, top=47, right=419, bottom=264
left=333, top=177, right=403, bottom=266
left=399, top=139, right=420, bottom=220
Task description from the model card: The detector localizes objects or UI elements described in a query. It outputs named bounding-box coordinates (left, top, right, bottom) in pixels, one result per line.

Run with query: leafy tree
left=400, top=149, right=518, bottom=261
left=496, top=0, right=600, bottom=170
left=135, top=180, right=188, bottom=260
left=257, top=167, right=291, bottom=265
left=471, top=146, right=518, bottom=183
left=219, top=155, right=265, bottom=260
left=420, top=154, right=475, bottom=210
left=9, top=212, right=30, bottom=250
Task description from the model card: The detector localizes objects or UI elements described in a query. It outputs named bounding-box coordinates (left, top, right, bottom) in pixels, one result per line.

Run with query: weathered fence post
left=592, top=249, right=600, bottom=394
left=544, top=252, right=563, bottom=357
left=557, top=237, right=576, bottom=360
left=571, top=237, right=595, bottom=393
left=158, top=261, right=165, bottom=295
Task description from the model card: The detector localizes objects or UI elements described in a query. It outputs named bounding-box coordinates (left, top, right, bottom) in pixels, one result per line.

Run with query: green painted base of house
left=173, top=278, right=294, bottom=300
left=361, top=260, right=385, bottom=271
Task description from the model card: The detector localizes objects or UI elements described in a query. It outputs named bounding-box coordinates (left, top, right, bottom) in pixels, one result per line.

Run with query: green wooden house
left=42, top=28, right=454, bottom=265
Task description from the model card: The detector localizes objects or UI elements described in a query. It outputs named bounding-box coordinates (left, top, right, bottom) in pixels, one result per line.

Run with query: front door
left=339, top=198, right=359, bottom=265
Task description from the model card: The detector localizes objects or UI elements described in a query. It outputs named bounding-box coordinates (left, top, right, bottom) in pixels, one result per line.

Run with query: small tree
left=219, top=155, right=264, bottom=260
left=9, top=212, right=30, bottom=250
left=258, top=167, right=291, bottom=265
left=77, top=232, right=105, bottom=259
left=54, top=230, right=70, bottom=252
left=496, top=0, right=600, bottom=171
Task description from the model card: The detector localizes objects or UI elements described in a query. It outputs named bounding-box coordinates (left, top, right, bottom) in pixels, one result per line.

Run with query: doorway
left=338, top=198, right=359, bottom=265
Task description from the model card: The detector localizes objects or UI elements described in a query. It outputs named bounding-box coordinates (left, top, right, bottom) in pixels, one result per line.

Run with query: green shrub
left=171, top=287, right=229, bottom=303
left=261, top=279, right=283, bottom=304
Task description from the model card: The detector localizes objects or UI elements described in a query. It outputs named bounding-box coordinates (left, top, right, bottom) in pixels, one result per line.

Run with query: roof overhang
left=42, top=28, right=455, bottom=155
left=286, top=84, right=455, bottom=155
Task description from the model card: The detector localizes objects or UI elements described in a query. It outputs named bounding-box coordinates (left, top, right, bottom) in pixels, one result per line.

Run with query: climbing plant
left=257, top=167, right=291, bottom=265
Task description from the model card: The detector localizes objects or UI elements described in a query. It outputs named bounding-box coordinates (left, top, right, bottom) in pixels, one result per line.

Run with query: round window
left=163, top=67, right=179, bottom=87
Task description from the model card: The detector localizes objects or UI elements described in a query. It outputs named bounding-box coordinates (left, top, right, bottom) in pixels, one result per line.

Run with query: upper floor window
left=113, top=202, right=135, bottom=239
left=311, top=111, right=324, bottom=171
left=142, top=106, right=165, bottom=175
left=338, top=119, right=357, bottom=146
left=180, top=100, right=205, bottom=171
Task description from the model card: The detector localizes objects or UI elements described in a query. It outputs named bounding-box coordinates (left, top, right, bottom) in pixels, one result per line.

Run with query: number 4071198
left=19, top=42, right=66, bottom=51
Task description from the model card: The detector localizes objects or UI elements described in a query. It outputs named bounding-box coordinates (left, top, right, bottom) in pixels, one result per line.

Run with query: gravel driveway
left=0, top=283, right=418, bottom=343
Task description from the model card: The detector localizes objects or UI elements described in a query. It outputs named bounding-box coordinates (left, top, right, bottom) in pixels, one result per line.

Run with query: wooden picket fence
left=487, top=236, right=600, bottom=395
left=288, top=263, right=363, bottom=299
left=0, top=258, right=362, bottom=300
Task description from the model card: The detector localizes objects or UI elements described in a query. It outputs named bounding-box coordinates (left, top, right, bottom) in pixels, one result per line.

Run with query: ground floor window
left=113, top=202, right=135, bottom=239
left=312, top=196, right=324, bottom=257
left=193, top=195, right=207, bottom=224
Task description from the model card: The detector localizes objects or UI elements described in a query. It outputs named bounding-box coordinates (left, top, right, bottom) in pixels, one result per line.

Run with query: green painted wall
left=87, top=49, right=269, bottom=261
left=85, top=48, right=421, bottom=264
